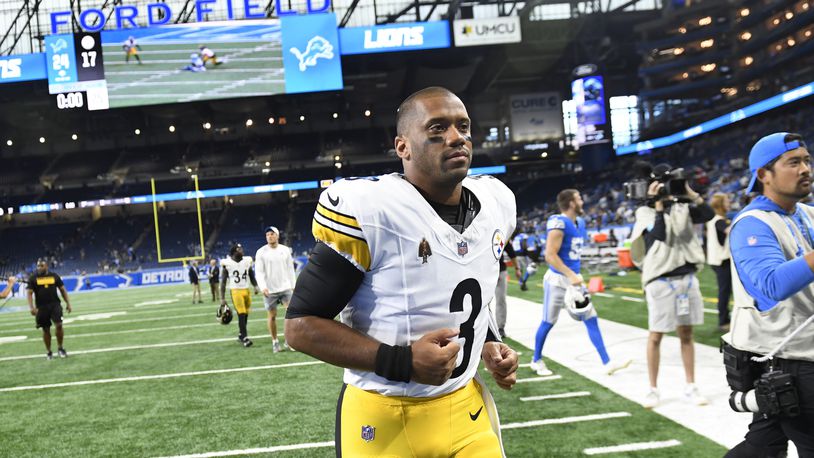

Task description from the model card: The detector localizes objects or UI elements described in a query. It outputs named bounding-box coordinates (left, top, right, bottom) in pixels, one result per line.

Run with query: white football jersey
left=221, top=256, right=253, bottom=290
left=312, top=173, right=516, bottom=397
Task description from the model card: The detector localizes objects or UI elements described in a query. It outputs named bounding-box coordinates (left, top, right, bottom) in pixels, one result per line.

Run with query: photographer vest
left=726, top=205, right=814, bottom=362
left=705, top=215, right=730, bottom=266
left=630, top=203, right=705, bottom=286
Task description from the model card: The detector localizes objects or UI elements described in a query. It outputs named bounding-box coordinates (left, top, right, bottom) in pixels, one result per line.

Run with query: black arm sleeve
left=286, top=242, right=365, bottom=320
left=715, top=219, right=728, bottom=246
left=248, top=267, right=258, bottom=287
left=643, top=211, right=666, bottom=252
left=690, top=203, right=715, bottom=224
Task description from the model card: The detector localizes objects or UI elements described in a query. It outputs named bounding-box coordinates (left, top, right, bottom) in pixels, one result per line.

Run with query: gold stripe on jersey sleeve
left=312, top=219, right=371, bottom=271
left=316, top=203, right=361, bottom=230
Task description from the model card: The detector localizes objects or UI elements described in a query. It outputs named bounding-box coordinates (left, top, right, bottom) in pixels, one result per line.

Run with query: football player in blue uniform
left=530, top=189, right=631, bottom=376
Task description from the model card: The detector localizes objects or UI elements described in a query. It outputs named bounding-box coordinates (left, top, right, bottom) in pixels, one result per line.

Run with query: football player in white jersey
left=220, top=244, right=259, bottom=347
left=285, top=87, right=519, bottom=457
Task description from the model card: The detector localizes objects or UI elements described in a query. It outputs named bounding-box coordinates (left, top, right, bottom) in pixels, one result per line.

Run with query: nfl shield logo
left=361, top=425, right=375, bottom=442
left=457, top=241, right=469, bottom=256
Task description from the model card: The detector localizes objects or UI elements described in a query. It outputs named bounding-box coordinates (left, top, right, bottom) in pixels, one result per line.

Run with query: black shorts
left=36, top=303, right=63, bottom=329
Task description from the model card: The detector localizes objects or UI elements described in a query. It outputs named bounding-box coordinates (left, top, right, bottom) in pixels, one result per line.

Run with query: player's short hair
left=557, top=189, right=579, bottom=212
left=396, top=87, right=458, bottom=136
left=229, top=244, right=243, bottom=256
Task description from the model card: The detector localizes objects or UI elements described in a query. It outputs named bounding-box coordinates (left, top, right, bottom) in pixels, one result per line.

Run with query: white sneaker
left=273, top=341, right=281, bottom=353
left=643, top=388, right=660, bottom=409
left=604, top=358, right=632, bottom=376
left=685, top=384, right=709, bottom=406
left=530, top=358, right=553, bottom=376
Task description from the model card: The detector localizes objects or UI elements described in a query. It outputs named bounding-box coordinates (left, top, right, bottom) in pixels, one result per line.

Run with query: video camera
left=623, top=162, right=689, bottom=201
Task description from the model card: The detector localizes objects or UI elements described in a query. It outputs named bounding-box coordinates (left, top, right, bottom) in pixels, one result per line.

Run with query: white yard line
left=520, top=391, right=591, bottom=402
left=500, top=412, right=631, bottom=430
left=153, top=441, right=335, bottom=458
left=0, top=334, right=282, bottom=362
left=0, top=318, right=269, bottom=342
left=0, top=361, right=322, bottom=392
left=620, top=296, right=645, bottom=303
left=583, top=439, right=682, bottom=455
left=515, top=375, right=562, bottom=383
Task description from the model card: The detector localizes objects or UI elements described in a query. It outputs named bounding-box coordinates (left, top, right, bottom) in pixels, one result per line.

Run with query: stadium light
left=773, top=18, right=781, bottom=25
left=701, top=63, right=717, bottom=72
left=261, top=168, right=270, bottom=173
left=698, top=16, right=712, bottom=26
left=740, top=8, right=750, bottom=16
left=673, top=47, right=684, bottom=55
left=134, top=129, right=141, bottom=135
left=541, top=152, right=548, bottom=158
left=364, top=109, right=372, bottom=117
left=5, top=140, right=11, bottom=146
left=700, top=39, right=714, bottom=48
left=245, top=119, right=253, bottom=127
left=678, top=27, right=687, bottom=34
left=39, top=137, right=45, bottom=143
left=71, top=134, right=78, bottom=140
left=334, top=155, right=341, bottom=161
left=788, top=38, right=796, bottom=47
left=334, top=162, right=342, bottom=169
left=806, top=30, right=812, bottom=38
left=299, top=115, right=305, bottom=122
left=203, top=122, right=212, bottom=130
left=785, top=11, right=794, bottom=19
left=740, top=31, right=752, bottom=40
left=332, top=112, right=338, bottom=119
left=268, top=117, right=275, bottom=124
left=804, top=3, right=810, bottom=10
left=169, top=125, right=176, bottom=133
left=744, top=56, right=754, bottom=66
left=186, top=167, right=192, bottom=173
left=682, top=72, right=690, bottom=79
left=265, top=161, right=270, bottom=167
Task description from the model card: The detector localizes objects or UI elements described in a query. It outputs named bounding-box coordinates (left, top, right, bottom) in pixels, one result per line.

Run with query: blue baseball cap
left=264, top=226, right=279, bottom=235
left=746, top=132, right=807, bottom=193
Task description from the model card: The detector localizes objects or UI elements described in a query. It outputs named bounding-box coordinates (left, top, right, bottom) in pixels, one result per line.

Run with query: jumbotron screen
left=44, top=16, right=343, bottom=110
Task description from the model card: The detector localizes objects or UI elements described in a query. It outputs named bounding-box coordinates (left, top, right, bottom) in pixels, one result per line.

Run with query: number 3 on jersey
left=449, top=278, right=481, bottom=379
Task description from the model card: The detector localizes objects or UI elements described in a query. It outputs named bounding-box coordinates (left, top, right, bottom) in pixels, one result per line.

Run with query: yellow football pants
left=337, top=379, right=502, bottom=457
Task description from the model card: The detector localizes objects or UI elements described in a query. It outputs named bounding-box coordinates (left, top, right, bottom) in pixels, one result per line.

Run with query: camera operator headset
left=723, top=132, right=814, bottom=458
left=627, top=162, right=715, bottom=408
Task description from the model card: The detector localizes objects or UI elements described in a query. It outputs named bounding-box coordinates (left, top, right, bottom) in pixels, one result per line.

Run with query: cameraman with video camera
left=628, top=162, right=714, bottom=408
left=723, top=132, right=814, bottom=457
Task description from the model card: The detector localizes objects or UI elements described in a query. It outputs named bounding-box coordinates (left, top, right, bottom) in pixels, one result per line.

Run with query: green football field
left=0, top=270, right=728, bottom=457
left=102, top=41, right=285, bottom=108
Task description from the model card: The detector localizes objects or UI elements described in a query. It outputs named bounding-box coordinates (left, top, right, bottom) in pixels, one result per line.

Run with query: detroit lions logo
left=49, top=38, right=68, bottom=53
left=289, top=36, right=334, bottom=72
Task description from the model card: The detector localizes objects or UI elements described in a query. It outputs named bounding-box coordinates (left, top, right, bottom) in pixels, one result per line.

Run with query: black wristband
left=374, top=344, right=412, bottom=383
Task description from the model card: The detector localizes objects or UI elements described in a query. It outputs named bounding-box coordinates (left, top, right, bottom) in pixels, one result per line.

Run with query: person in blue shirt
left=511, top=229, right=529, bottom=290
left=725, top=132, right=814, bottom=457
left=530, top=189, right=631, bottom=377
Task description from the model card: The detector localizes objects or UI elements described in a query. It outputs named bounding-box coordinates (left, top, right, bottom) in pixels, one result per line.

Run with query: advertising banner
left=338, top=21, right=450, bottom=55
left=453, top=17, right=521, bottom=47
left=509, top=92, right=563, bottom=142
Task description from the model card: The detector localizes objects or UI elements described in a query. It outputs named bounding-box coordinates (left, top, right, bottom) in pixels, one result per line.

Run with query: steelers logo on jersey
left=492, top=229, right=506, bottom=260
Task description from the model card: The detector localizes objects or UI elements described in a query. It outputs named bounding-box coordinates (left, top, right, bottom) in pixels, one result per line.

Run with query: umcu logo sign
left=339, top=21, right=450, bottom=55
left=50, top=0, right=331, bottom=34
left=453, top=17, right=521, bottom=47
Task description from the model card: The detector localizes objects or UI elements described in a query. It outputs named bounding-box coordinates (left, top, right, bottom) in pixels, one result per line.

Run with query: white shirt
left=255, top=244, right=296, bottom=293
left=312, top=173, right=516, bottom=397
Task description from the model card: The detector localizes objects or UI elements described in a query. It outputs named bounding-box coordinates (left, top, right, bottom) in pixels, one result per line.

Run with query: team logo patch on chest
left=361, top=425, right=375, bottom=442
left=492, top=229, right=506, bottom=260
